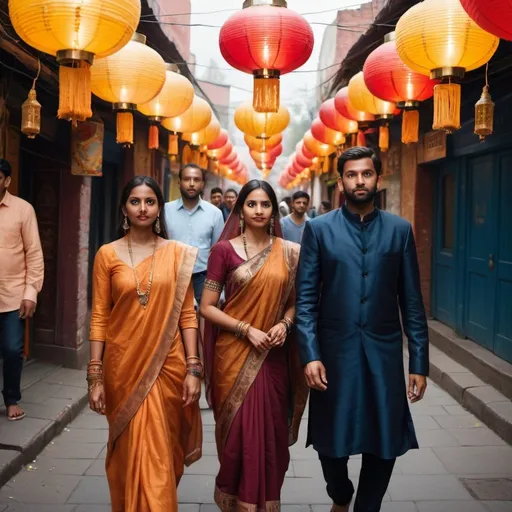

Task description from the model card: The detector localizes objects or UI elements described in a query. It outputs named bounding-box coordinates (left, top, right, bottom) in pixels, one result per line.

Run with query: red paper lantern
left=460, top=0, right=512, bottom=40
left=296, top=150, right=312, bottom=169
left=208, top=129, right=229, bottom=150
left=219, top=0, right=314, bottom=113
left=334, top=87, right=375, bottom=124
left=319, top=99, right=359, bottom=134
left=311, top=118, right=346, bottom=147
left=220, top=150, right=238, bottom=166
left=363, top=33, right=438, bottom=143
left=296, top=140, right=316, bottom=160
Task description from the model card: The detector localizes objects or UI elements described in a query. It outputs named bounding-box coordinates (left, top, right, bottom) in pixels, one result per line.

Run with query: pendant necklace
left=128, top=234, right=157, bottom=309
left=241, top=231, right=274, bottom=260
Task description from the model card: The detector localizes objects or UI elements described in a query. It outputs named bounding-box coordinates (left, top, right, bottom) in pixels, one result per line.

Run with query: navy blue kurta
left=295, top=206, right=429, bottom=460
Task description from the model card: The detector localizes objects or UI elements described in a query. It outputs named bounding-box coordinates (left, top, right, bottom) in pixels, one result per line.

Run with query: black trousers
left=319, top=453, right=396, bottom=512
left=0, top=310, right=24, bottom=406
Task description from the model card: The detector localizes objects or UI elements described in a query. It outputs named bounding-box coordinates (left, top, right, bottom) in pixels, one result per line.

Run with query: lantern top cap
left=384, top=31, right=396, bottom=42
left=166, top=63, right=180, bottom=73
left=131, top=33, right=147, bottom=45
left=243, top=0, right=287, bottom=8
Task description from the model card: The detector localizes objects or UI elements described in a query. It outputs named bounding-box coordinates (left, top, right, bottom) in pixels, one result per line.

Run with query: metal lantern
left=474, top=85, right=494, bottom=141
left=21, top=87, right=41, bottom=139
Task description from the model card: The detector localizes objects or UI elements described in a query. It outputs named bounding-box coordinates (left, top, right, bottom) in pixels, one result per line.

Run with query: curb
left=0, top=391, right=88, bottom=488
left=429, top=355, right=512, bottom=445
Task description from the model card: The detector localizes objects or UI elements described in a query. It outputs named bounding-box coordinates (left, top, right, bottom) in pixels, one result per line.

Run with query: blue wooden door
left=464, top=155, right=496, bottom=350
left=494, top=153, right=512, bottom=362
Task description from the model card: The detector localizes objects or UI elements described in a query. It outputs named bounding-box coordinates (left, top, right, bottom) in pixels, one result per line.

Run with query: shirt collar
left=342, top=204, right=379, bottom=225
left=177, top=196, right=204, bottom=212
left=0, top=190, right=11, bottom=207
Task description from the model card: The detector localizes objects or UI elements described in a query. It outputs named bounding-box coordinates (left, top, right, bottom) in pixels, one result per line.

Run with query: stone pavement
left=1, top=378, right=512, bottom=512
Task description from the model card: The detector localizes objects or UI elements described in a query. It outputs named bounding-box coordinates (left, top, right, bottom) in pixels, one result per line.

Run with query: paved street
left=0, top=378, right=512, bottom=512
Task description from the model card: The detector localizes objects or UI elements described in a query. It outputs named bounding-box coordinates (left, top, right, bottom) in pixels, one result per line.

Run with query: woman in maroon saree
left=200, top=180, right=308, bottom=511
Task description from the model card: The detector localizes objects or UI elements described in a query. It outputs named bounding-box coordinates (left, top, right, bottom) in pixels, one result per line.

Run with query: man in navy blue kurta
left=295, top=147, right=429, bottom=512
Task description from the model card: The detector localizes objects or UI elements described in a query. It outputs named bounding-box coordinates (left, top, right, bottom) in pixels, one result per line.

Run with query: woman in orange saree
left=200, top=180, right=308, bottom=511
left=88, top=176, right=202, bottom=512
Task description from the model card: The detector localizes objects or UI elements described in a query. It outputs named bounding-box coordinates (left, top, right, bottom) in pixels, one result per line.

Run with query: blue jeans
left=0, top=310, right=24, bottom=406
left=192, top=271, right=207, bottom=307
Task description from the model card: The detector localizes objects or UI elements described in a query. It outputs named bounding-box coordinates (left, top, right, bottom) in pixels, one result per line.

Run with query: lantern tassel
left=148, top=125, right=159, bottom=150
left=116, top=112, right=133, bottom=146
left=168, top=133, right=179, bottom=156
left=356, top=130, right=366, bottom=147
left=379, top=125, right=389, bottom=152
left=253, top=76, right=279, bottom=113
left=433, top=83, right=461, bottom=132
left=58, top=61, right=93, bottom=123
left=402, top=110, right=420, bottom=144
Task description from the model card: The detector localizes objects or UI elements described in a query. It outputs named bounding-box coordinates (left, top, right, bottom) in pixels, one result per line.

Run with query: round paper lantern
left=396, top=0, right=499, bottom=131
left=91, top=33, right=165, bottom=146
left=460, top=0, right=512, bottom=40
left=183, top=117, right=221, bottom=146
left=208, top=129, right=229, bottom=151
left=208, top=140, right=233, bottom=161
left=220, top=150, right=238, bottom=166
left=296, top=150, right=312, bottom=169
left=319, top=99, right=358, bottom=134
left=244, top=133, right=282, bottom=152
left=138, top=64, right=194, bottom=149
left=303, top=130, right=335, bottom=157
left=363, top=32, right=438, bottom=143
left=234, top=100, right=290, bottom=138
left=9, top=0, right=141, bottom=123
left=297, top=140, right=316, bottom=160
left=334, top=87, right=375, bottom=124
left=311, top=118, right=346, bottom=147
left=219, top=0, right=314, bottom=112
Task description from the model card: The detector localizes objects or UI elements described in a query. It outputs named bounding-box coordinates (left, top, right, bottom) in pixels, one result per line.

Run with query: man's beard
left=181, top=188, right=200, bottom=200
left=344, top=184, right=378, bottom=205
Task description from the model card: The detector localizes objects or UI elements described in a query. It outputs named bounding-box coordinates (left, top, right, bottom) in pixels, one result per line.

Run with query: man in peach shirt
left=0, top=158, right=44, bottom=421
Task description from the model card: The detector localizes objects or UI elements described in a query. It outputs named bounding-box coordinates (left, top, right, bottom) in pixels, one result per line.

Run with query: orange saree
left=204, top=237, right=308, bottom=511
left=90, top=241, right=202, bottom=512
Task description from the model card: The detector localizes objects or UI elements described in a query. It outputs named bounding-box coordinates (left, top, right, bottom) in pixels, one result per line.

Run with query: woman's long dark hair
left=117, top=175, right=169, bottom=239
left=234, top=179, right=279, bottom=218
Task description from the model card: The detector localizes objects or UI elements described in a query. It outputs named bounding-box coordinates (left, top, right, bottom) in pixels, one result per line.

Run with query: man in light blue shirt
left=164, top=164, right=224, bottom=304
left=280, top=191, right=310, bottom=244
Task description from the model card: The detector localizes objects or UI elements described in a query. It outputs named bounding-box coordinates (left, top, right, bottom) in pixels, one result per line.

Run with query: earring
left=270, top=215, right=275, bottom=237
left=154, top=216, right=161, bottom=234
left=122, top=215, right=129, bottom=232
left=239, top=214, right=245, bottom=233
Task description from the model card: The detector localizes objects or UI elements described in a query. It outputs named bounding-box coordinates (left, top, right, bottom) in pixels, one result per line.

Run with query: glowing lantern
left=334, top=87, right=375, bottom=125
left=208, top=140, right=233, bottom=161
left=363, top=32, right=438, bottom=144
left=208, top=129, right=229, bottom=151
left=162, top=96, right=212, bottom=157
left=303, top=131, right=335, bottom=157
left=9, top=0, right=141, bottom=123
left=311, top=118, right=346, bottom=147
left=234, top=100, right=290, bottom=138
left=297, top=140, right=316, bottom=160
left=296, top=150, right=312, bottom=169
left=396, top=0, right=499, bottom=132
left=91, top=33, right=165, bottom=146
left=460, top=0, right=512, bottom=41
left=244, top=133, right=282, bottom=152
left=220, top=150, right=238, bottom=167
left=183, top=117, right=221, bottom=146
left=348, top=71, right=398, bottom=152
left=219, top=0, right=314, bottom=112
left=138, top=64, right=194, bottom=149
left=319, top=99, right=358, bottom=135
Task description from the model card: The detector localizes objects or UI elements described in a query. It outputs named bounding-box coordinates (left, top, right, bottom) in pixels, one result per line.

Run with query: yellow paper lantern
left=162, top=96, right=212, bottom=134
left=244, top=133, right=282, bottom=152
left=234, top=100, right=290, bottom=138
left=91, top=33, right=166, bottom=146
left=303, top=130, right=335, bottom=157
left=138, top=64, right=194, bottom=149
left=395, top=0, right=499, bottom=131
left=182, top=117, right=221, bottom=146
left=9, top=0, right=141, bottom=123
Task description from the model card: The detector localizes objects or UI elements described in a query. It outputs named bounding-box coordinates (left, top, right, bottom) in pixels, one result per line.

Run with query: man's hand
left=408, top=374, right=427, bottom=403
left=19, top=300, right=36, bottom=319
left=304, top=361, right=328, bottom=391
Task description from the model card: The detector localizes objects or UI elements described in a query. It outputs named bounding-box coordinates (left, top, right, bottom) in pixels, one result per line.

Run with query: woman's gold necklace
left=127, top=234, right=157, bottom=309
left=241, top=232, right=273, bottom=260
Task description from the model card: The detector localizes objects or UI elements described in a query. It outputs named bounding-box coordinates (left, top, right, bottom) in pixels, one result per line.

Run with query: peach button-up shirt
left=0, top=191, right=44, bottom=313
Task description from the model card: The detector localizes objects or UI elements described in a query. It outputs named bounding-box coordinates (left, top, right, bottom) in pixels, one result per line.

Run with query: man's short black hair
left=337, top=146, right=382, bottom=176
left=0, top=158, right=12, bottom=178
left=211, top=187, right=223, bottom=196
left=292, top=191, right=310, bottom=202
left=321, top=200, right=332, bottom=210
left=225, top=188, right=238, bottom=197
left=179, top=163, right=206, bottom=181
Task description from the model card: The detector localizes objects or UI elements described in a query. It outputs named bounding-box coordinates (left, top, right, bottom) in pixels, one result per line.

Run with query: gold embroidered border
left=108, top=242, right=198, bottom=447
left=215, top=486, right=281, bottom=512
left=230, top=244, right=273, bottom=291
left=204, top=279, right=222, bottom=292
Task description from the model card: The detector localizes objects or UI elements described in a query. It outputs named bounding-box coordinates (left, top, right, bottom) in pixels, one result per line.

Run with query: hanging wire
left=32, top=58, right=41, bottom=89
left=485, top=62, right=489, bottom=88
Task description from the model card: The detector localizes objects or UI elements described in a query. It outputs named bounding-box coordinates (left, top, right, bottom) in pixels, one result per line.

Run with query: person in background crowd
left=210, top=187, right=224, bottom=208
left=309, top=205, right=317, bottom=219
left=88, top=176, right=202, bottom=511
left=200, top=179, right=307, bottom=511
left=278, top=196, right=291, bottom=218
left=0, top=158, right=44, bottom=422
left=319, top=200, right=332, bottom=215
left=295, top=147, right=429, bottom=512
left=222, top=188, right=238, bottom=219
left=280, top=191, right=310, bottom=244
left=164, top=164, right=224, bottom=305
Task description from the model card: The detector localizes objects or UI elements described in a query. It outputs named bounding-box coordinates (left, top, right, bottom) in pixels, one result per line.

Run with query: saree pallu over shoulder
left=107, top=242, right=198, bottom=451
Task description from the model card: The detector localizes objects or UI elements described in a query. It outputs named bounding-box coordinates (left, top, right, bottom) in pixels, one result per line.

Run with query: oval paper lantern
left=234, top=100, right=290, bottom=138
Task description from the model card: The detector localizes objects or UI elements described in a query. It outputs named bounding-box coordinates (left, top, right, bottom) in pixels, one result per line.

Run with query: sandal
left=7, top=405, right=25, bottom=421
